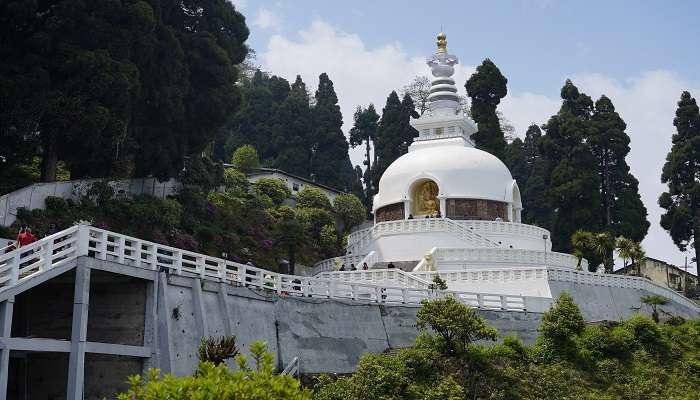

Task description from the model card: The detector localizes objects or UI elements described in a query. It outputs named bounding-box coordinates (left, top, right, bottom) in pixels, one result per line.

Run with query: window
left=435, top=127, right=443, bottom=135
left=448, top=126, right=455, bottom=133
left=292, top=183, right=299, bottom=191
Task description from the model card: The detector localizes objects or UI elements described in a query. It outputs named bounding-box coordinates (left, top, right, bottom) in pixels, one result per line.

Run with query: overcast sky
left=234, top=0, right=700, bottom=272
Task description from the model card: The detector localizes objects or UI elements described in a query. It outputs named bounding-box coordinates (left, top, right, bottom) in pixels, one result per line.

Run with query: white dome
left=373, top=143, right=516, bottom=211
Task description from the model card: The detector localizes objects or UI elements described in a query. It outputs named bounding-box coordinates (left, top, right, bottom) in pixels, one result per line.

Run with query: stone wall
left=376, top=202, right=404, bottom=222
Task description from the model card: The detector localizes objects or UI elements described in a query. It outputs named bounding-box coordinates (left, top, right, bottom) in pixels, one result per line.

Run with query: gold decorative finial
left=437, top=32, right=447, bottom=53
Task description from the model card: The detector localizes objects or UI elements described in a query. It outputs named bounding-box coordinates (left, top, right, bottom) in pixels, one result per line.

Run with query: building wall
left=0, top=178, right=180, bottom=227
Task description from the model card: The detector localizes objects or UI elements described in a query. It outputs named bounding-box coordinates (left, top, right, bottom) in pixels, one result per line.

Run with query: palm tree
left=590, top=232, right=615, bottom=273
left=571, top=230, right=593, bottom=271
left=629, top=241, right=646, bottom=277
left=616, top=236, right=635, bottom=273
left=641, top=295, right=669, bottom=323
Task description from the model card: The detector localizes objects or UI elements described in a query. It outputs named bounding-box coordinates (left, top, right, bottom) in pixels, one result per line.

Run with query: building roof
left=224, top=165, right=345, bottom=195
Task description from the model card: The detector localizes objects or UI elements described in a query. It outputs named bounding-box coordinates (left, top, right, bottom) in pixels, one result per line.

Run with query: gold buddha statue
left=418, top=181, right=439, bottom=215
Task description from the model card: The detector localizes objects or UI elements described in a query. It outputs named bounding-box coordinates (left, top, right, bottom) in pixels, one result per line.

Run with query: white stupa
left=310, top=34, right=700, bottom=320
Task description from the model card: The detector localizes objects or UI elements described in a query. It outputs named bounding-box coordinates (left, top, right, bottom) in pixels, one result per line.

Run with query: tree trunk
left=40, top=140, right=58, bottom=182
left=694, top=207, right=700, bottom=284
left=288, top=244, right=296, bottom=275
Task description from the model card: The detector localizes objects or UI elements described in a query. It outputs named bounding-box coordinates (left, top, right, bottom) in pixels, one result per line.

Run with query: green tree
left=465, top=58, right=508, bottom=161
left=640, top=295, right=669, bottom=323
left=416, top=296, right=497, bottom=355
left=540, top=80, right=601, bottom=252
left=273, top=215, right=309, bottom=275
left=349, top=104, right=380, bottom=205
left=270, top=75, right=313, bottom=177
left=118, top=341, right=310, bottom=400
left=589, top=95, right=649, bottom=259
left=659, top=91, right=700, bottom=266
left=590, top=232, right=616, bottom=273
left=310, top=73, right=354, bottom=191
left=332, top=194, right=366, bottom=241
left=296, top=187, right=331, bottom=210
left=537, top=292, right=585, bottom=361
left=372, top=91, right=418, bottom=190
left=571, top=230, right=593, bottom=271
left=253, top=178, right=291, bottom=205
left=231, top=145, right=260, bottom=172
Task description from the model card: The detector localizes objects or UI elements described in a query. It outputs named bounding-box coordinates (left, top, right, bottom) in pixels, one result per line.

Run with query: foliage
left=332, top=194, right=366, bottom=233
left=537, top=292, right=585, bottom=361
left=0, top=0, right=249, bottom=182
left=198, top=336, right=240, bottom=366
left=416, top=296, right=497, bottom=355
left=119, top=341, right=310, bottom=400
left=429, top=275, right=448, bottom=290
left=659, top=91, right=700, bottom=267
left=231, top=145, right=260, bottom=172
left=254, top=178, right=291, bottom=205
left=641, top=295, right=670, bottom=323
left=371, top=91, right=419, bottom=192
left=313, top=295, right=700, bottom=400
left=349, top=104, right=380, bottom=210
left=466, top=58, right=508, bottom=161
left=296, top=187, right=332, bottom=210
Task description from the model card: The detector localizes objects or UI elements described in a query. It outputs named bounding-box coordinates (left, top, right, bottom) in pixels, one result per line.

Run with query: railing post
left=43, top=237, right=55, bottom=272
left=351, top=284, right=358, bottom=301
left=401, top=288, right=408, bottom=304
left=9, top=252, right=20, bottom=285
left=116, top=235, right=125, bottom=264
left=500, top=296, right=508, bottom=310
left=76, top=224, right=91, bottom=257
left=175, top=251, right=183, bottom=275
left=133, top=240, right=143, bottom=268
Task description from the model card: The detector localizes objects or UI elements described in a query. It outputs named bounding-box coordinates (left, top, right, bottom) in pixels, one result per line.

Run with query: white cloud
left=253, top=8, right=282, bottom=30
left=260, top=18, right=473, bottom=165
left=258, top=18, right=700, bottom=270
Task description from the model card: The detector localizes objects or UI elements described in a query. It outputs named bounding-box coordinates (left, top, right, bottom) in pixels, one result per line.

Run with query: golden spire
left=436, top=32, right=447, bottom=53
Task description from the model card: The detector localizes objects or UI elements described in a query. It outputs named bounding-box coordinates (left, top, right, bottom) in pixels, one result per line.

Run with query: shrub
left=416, top=296, right=497, bottom=355
left=198, top=336, right=239, bottom=366
left=296, top=187, right=331, bottom=210
left=118, top=341, right=310, bottom=400
left=231, top=144, right=260, bottom=172
left=253, top=178, right=291, bottom=205
left=332, top=194, right=365, bottom=231
left=537, top=292, right=585, bottom=361
left=223, top=168, right=249, bottom=194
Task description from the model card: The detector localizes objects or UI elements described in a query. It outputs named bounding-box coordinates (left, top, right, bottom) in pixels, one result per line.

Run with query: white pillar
left=507, top=204, right=513, bottom=222
left=438, top=196, right=447, bottom=218
left=67, top=265, right=90, bottom=400
left=0, top=297, right=15, bottom=399
left=403, top=200, right=411, bottom=219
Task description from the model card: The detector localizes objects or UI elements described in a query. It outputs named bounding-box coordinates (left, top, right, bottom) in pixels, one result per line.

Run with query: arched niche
left=410, top=179, right=440, bottom=217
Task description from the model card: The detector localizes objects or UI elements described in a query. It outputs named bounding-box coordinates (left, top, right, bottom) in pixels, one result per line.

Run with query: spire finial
left=436, top=32, right=447, bottom=53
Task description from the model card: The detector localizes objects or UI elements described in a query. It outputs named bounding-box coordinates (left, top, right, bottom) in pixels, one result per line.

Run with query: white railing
left=0, top=225, right=535, bottom=312
left=413, top=267, right=550, bottom=288
left=346, top=219, right=498, bottom=254
left=3, top=225, right=696, bottom=314
left=0, top=226, right=82, bottom=287
left=457, top=220, right=551, bottom=241
left=318, top=269, right=433, bottom=290
left=430, top=247, right=582, bottom=270
left=546, top=268, right=700, bottom=312
left=311, top=253, right=367, bottom=275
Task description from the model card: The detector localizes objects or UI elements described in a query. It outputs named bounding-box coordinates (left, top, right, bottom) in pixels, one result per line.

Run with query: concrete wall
left=0, top=178, right=180, bottom=227
left=550, top=281, right=700, bottom=321
left=159, top=274, right=543, bottom=375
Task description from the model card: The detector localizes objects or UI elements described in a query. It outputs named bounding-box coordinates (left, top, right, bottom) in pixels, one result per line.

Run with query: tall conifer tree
left=541, top=80, right=601, bottom=255
left=659, top=91, right=700, bottom=265
left=589, top=96, right=648, bottom=241
left=349, top=104, right=380, bottom=208
left=310, top=73, right=353, bottom=190
left=465, top=59, right=508, bottom=161
left=270, top=76, right=313, bottom=176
